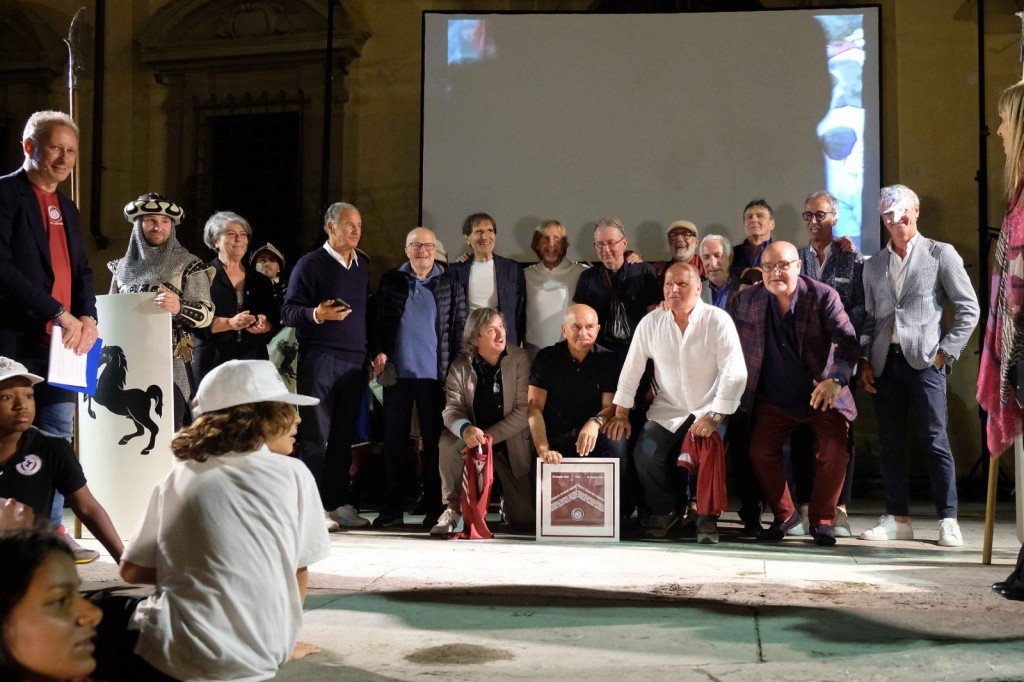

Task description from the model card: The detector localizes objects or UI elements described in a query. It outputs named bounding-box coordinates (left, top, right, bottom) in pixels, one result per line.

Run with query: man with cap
left=652, top=220, right=705, bottom=288
left=251, top=242, right=289, bottom=308
left=0, top=111, right=99, bottom=548
left=0, top=356, right=123, bottom=563
left=109, top=193, right=214, bottom=429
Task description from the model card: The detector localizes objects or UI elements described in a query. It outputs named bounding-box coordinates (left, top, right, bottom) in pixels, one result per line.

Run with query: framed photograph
left=536, top=458, right=620, bottom=542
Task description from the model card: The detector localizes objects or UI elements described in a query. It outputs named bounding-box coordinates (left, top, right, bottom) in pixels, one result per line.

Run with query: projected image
left=448, top=19, right=496, bottom=65
left=815, top=14, right=866, bottom=250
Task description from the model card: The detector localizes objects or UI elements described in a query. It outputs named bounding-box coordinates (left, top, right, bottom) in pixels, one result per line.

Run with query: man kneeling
left=527, top=305, right=630, bottom=517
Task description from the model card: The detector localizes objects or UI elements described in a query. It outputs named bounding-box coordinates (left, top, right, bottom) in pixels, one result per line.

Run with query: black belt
left=889, top=343, right=903, bottom=356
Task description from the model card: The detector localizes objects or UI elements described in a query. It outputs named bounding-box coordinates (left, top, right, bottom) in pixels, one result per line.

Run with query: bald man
left=528, top=304, right=628, bottom=469
left=370, top=227, right=468, bottom=528
left=727, top=241, right=860, bottom=547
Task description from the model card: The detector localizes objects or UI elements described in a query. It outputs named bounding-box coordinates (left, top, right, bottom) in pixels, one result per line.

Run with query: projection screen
left=421, top=8, right=881, bottom=263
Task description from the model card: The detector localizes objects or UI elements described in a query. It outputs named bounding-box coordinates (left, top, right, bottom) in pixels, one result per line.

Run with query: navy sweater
left=281, top=247, right=369, bottom=365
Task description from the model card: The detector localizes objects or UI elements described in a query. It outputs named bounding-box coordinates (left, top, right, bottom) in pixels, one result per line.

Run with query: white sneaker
left=324, top=511, right=340, bottom=533
left=833, top=507, right=852, bottom=538
left=788, top=504, right=810, bottom=536
left=860, top=514, right=914, bottom=541
left=430, top=508, right=463, bottom=536
left=328, top=504, right=370, bottom=528
left=937, top=518, right=963, bottom=547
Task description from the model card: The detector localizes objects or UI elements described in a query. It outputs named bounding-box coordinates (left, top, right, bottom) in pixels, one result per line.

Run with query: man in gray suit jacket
left=858, top=184, right=979, bottom=547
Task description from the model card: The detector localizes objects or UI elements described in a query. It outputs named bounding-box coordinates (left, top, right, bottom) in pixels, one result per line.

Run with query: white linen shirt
left=612, top=301, right=747, bottom=433
left=887, top=232, right=921, bottom=344
left=523, top=259, right=588, bottom=349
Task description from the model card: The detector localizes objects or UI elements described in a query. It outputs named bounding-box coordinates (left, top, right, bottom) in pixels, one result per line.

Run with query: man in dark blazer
left=858, top=184, right=979, bottom=548
left=446, top=212, right=526, bottom=347
left=727, top=241, right=859, bottom=547
left=0, top=111, right=98, bottom=546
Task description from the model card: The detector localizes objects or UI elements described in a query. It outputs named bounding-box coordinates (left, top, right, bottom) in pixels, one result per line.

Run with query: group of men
left=0, top=108, right=981, bottom=553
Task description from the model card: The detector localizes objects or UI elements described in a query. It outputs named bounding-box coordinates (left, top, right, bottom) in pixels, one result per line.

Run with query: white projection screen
left=421, top=8, right=881, bottom=263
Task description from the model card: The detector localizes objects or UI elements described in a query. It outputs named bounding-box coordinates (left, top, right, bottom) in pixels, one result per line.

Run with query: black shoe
left=758, top=511, right=802, bottom=541
left=992, top=581, right=1010, bottom=591
left=372, top=511, right=404, bottom=528
left=995, top=585, right=1024, bottom=601
left=811, top=524, right=836, bottom=547
left=741, top=519, right=763, bottom=537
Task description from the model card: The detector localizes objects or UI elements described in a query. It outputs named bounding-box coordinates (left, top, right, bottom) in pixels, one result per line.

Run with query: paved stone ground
left=77, top=503, right=1024, bottom=681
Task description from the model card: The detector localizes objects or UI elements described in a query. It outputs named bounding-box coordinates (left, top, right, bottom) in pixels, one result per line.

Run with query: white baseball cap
left=193, top=360, right=319, bottom=416
left=0, top=357, right=44, bottom=385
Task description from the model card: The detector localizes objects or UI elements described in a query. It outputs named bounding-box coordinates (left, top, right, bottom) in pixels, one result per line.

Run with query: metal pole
left=320, top=0, right=338, bottom=217
left=89, top=0, right=109, bottom=250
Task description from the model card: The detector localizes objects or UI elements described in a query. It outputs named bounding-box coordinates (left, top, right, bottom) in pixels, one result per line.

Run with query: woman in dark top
left=192, top=211, right=277, bottom=386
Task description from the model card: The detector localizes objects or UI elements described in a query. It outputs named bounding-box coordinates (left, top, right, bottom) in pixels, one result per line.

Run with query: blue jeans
left=34, top=391, right=76, bottom=529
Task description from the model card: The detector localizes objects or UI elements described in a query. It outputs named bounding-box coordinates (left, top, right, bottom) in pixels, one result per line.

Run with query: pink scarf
left=978, top=184, right=1024, bottom=457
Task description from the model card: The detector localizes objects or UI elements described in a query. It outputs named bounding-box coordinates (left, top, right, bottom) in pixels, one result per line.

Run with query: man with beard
left=652, top=220, right=705, bottom=287
left=108, top=193, right=214, bottom=429
left=523, top=220, right=588, bottom=357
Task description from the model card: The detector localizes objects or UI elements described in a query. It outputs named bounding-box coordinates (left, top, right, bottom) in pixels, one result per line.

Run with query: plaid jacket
left=798, top=241, right=866, bottom=336
left=726, top=274, right=859, bottom=422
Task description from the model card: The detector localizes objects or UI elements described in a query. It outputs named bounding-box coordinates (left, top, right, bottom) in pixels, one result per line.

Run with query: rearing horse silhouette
left=83, top=345, right=163, bottom=455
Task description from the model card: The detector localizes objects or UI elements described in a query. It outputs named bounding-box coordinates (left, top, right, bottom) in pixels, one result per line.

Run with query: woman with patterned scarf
left=108, top=193, right=214, bottom=429
left=979, top=81, right=1024, bottom=602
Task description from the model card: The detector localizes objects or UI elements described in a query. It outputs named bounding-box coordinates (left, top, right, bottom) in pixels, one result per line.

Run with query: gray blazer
left=860, top=236, right=979, bottom=374
left=699, top=277, right=741, bottom=310
left=440, top=345, right=533, bottom=479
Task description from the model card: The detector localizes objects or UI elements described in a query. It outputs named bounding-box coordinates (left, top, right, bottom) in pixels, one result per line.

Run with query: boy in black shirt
left=0, top=357, right=122, bottom=562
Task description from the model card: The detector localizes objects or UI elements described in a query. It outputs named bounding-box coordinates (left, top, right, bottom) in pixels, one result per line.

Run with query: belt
left=889, top=343, right=903, bottom=356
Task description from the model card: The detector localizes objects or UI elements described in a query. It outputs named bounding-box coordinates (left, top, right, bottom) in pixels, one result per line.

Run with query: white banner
left=79, top=293, right=175, bottom=538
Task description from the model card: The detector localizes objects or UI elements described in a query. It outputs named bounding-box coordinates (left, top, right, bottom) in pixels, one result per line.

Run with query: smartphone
left=332, top=298, right=351, bottom=310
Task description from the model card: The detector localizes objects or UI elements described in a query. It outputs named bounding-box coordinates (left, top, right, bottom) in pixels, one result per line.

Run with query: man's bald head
left=760, top=241, right=801, bottom=298
left=563, top=304, right=600, bottom=356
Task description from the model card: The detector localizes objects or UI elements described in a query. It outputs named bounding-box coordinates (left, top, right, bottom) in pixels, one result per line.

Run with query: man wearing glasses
left=727, top=241, right=860, bottom=547
left=652, top=220, right=705, bottom=288
left=787, top=191, right=866, bottom=539
left=572, top=218, right=660, bottom=363
left=370, top=227, right=468, bottom=528
left=730, top=199, right=776, bottom=280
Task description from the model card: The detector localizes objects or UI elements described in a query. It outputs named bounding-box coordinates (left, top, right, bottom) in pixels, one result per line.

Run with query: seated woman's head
left=175, top=360, right=319, bottom=461
left=0, top=530, right=102, bottom=682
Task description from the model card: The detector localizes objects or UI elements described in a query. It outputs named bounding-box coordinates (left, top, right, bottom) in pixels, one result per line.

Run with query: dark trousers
left=297, top=348, right=366, bottom=510
left=749, top=400, right=849, bottom=525
left=381, top=378, right=444, bottom=516
left=726, top=409, right=765, bottom=524
left=633, top=417, right=694, bottom=516
left=92, top=595, right=180, bottom=682
left=550, top=429, right=632, bottom=518
left=872, top=346, right=957, bottom=519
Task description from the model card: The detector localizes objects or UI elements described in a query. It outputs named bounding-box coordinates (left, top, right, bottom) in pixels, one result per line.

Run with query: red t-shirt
left=31, top=185, right=73, bottom=335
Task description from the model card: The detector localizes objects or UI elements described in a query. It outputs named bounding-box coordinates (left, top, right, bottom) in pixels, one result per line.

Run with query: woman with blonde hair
left=979, top=79, right=1024, bottom=601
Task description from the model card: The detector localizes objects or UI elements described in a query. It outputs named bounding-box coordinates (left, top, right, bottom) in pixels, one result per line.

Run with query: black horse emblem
left=83, top=345, right=164, bottom=455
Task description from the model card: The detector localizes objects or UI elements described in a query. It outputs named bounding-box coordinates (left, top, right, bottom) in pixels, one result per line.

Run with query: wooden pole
left=984, top=457, right=999, bottom=564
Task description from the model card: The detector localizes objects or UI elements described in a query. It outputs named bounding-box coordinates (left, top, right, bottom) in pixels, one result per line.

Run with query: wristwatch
left=591, top=416, right=606, bottom=427
left=707, top=412, right=723, bottom=423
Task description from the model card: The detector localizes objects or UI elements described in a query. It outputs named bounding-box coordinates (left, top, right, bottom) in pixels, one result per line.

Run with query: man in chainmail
left=108, top=193, right=214, bottom=428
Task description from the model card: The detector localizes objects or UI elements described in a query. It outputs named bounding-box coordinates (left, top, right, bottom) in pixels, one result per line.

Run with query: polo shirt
left=0, top=427, right=86, bottom=518
left=529, top=341, right=618, bottom=441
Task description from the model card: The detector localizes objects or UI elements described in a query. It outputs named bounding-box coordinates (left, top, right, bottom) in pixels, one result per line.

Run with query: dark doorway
left=194, top=110, right=304, bottom=266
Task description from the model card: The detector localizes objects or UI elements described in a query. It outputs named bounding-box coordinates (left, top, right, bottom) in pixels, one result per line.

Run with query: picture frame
left=536, top=458, right=620, bottom=542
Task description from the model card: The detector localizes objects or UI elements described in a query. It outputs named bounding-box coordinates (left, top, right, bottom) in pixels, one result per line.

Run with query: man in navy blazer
left=858, top=184, right=979, bottom=548
left=446, top=212, right=526, bottom=347
left=0, top=110, right=98, bottom=545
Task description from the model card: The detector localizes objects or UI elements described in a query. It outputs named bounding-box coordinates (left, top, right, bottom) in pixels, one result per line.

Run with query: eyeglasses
left=801, top=210, right=835, bottom=222
left=593, top=237, right=626, bottom=251
left=406, top=242, right=436, bottom=252
left=667, top=231, right=696, bottom=240
left=759, top=260, right=797, bottom=273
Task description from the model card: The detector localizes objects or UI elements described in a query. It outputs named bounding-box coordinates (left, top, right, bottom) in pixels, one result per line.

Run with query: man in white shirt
left=858, top=184, right=979, bottom=547
left=604, top=263, right=746, bottom=542
left=447, top=212, right=527, bottom=346
left=523, top=220, right=588, bottom=357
